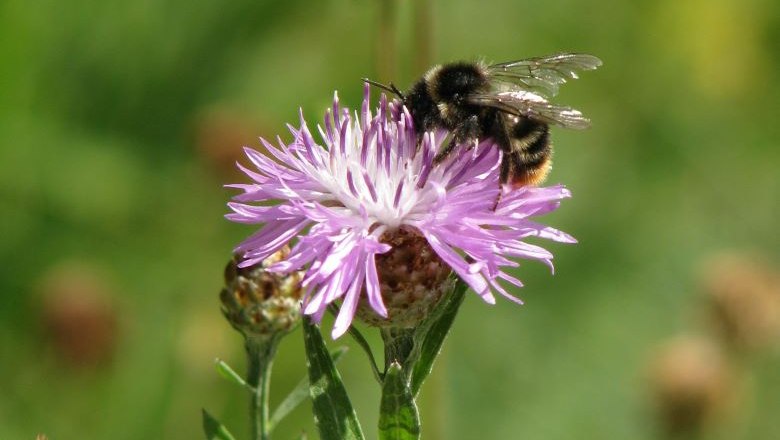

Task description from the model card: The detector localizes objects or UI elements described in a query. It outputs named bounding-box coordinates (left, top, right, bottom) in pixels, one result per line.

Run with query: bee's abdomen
left=508, top=119, right=552, bottom=187
left=517, top=124, right=550, bottom=164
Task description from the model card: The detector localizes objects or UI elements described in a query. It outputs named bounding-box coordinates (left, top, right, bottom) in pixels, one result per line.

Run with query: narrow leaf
left=269, top=347, right=349, bottom=430
left=345, top=324, right=383, bottom=383
left=201, top=409, right=237, bottom=440
left=408, top=278, right=467, bottom=395
left=302, top=317, right=365, bottom=440
left=214, top=358, right=249, bottom=389
left=329, top=304, right=383, bottom=383
left=378, top=362, right=420, bottom=440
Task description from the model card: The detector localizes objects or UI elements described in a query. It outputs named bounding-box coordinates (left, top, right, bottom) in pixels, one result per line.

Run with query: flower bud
left=38, top=262, right=119, bottom=369
left=355, top=227, right=454, bottom=329
left=647, top=335, right=737, bottom=436
left=220, top=247, right=304, bottom=339
left=699, top=252, right=780, bottom=351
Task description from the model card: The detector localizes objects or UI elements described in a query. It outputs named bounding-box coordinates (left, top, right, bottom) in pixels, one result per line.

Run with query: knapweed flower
left=226, top=84, right=575, bottom=338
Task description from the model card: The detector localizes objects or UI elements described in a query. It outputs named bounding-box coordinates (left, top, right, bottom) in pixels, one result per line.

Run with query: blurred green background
left=1, top=0, right=779, bottom=439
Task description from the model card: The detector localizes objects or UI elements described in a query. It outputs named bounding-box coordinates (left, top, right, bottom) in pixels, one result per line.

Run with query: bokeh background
left=2, top=0, right=779, bottom=438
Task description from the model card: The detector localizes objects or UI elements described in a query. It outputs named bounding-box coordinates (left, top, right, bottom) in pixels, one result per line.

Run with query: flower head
left=226, top=84, right=575, bottom=338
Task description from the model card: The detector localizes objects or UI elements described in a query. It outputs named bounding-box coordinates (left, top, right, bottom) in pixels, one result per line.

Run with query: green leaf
left=302, top=317, right=365, bottom=440
left=214, top=358, right=249, bottom=389
left=201, top=409, right=237, bottom=440
left=408, top=278, right=467, bottom=396
left=269, top=346, right=349, bottom=430
left=378, top=362, right=420, bottom=440
left=329, top=304, right=383, bottom=383
left=343, top=323, right=383, bottom=383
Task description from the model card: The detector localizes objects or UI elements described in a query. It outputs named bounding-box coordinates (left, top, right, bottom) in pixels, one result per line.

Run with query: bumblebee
left=365, top=53, right=601, bottom=188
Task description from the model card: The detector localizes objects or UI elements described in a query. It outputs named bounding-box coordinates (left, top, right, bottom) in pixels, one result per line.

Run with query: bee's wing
left=468, top=91, right=591, bottom=129
left=488, top=53, right=602, bottom=97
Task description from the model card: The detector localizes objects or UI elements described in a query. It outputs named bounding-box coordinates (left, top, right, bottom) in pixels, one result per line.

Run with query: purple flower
left=226, top=84, right=576, bottom=338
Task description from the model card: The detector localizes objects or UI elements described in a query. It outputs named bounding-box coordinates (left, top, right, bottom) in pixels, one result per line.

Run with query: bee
left=364, top=53, right=601, bottom=189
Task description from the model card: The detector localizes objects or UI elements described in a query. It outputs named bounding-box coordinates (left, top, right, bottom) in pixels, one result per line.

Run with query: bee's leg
left=492, top=145, right=513, bottom=211
left=499, top=149, right=511, bottom=185
left=433, top=136, right=459, bottom=164
left=460, top=115, right=482, bottom=151
left=433, top=115, right=480, bottom=163
left=492, top=193, right=502, bottom=211
left=492, top=157, right=510, bottom=211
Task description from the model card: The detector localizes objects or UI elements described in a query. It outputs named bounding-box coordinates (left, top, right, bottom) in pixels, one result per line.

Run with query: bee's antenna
left=389, top=83, right=405, bottom=100
left=362, top=78, right=405, bottom=100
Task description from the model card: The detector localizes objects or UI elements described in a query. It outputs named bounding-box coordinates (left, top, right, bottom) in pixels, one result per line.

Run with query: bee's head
left=428, top=62, right=488, bottom=105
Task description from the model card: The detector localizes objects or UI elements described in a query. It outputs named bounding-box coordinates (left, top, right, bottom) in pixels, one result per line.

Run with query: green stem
left=245, top=335, right=280, bottom=440
left=379, top=334, right=422, bottom=440
left=377, top=278, right=466, bottom=439
left=381, top=328, right=415, bottom=373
